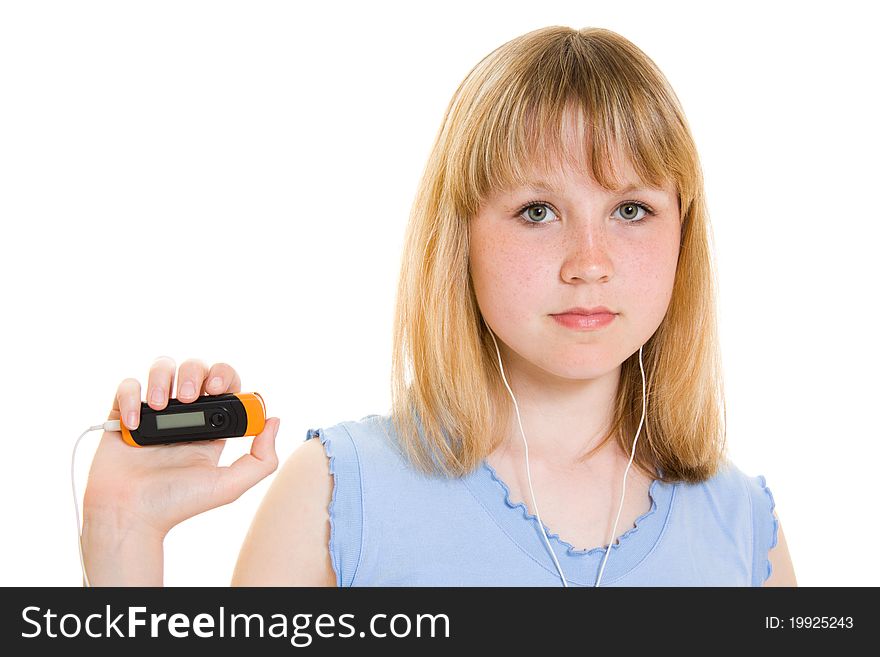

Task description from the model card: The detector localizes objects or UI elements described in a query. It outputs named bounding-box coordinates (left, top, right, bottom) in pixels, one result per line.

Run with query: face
left=468, top=137, right=681, bottom=384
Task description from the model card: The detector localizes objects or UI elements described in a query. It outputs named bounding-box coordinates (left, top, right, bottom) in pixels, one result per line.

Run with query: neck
left=492, top=344, right=622, bottom=469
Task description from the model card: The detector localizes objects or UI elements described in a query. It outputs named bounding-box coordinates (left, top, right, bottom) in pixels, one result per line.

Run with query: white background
left=1, top=0, right=876, bottom=587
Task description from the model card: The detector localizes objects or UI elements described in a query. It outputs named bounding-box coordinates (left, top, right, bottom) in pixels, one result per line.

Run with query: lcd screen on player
left=155, top=410, right=206, bottom=430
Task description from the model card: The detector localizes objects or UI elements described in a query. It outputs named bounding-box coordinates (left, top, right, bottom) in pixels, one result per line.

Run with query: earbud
left=484, top=319, right=647, bottom=587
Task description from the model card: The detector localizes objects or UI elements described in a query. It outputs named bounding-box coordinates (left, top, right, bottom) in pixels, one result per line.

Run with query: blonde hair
left=388, top=26, right=727, bottom=484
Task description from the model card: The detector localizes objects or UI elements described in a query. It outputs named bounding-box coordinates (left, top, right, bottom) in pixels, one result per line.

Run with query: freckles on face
left=469, top=191, right=679, bottom=316
left=468, top=176, right=681, bottom=377
left=468, top=219, right=567, bottom=346
left=620, top=229, right=680, bottom=319
left=469, top=218, right=549, bottom=324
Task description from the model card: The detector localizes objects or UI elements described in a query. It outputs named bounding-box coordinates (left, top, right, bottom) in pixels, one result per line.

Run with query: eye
left=613, top=201, right=656, bottom=223
left=515, top=201, right=559, bottom=227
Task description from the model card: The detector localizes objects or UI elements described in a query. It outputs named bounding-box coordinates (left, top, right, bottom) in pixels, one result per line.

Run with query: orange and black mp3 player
left=119, top=392, right=267, bottom=447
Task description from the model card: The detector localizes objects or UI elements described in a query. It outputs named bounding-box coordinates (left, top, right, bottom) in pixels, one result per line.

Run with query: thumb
left=217, top=417, right=280, bottom=504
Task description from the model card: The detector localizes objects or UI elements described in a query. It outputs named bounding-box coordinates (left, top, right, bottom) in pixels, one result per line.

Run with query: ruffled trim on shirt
left=481, top=459, right=661, bottom=557
left=307, top=427, right=342, bottom=587
left=756, top=474, right=779, bottom=584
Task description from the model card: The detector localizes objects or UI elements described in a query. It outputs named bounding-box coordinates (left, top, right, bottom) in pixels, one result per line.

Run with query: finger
left=216, top=417, right=280, bottom=504
left=176, top=358, right=209, bottom=402
left=115, top=378, right=142, bottom=430
left=107, top=390, right=121, bottom=421
left=147, top=356, right=176, bottom=411
left=203, top=362, right=239, bottom=395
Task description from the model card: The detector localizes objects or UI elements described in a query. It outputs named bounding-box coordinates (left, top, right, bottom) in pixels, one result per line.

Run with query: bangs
left=444, top=29, right=692, bottom=216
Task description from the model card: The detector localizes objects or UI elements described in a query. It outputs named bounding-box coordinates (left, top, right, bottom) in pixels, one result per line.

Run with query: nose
left=559, top=222, right=614, bottom=284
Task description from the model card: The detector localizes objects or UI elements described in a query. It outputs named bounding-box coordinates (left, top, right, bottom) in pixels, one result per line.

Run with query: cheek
left=470, top=228, right=546, bottom=324
left=622, top=235, right=679, bottom=317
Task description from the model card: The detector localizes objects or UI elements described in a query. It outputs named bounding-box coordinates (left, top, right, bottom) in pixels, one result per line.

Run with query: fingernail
left=209, top=377, right=222, bottom=391
left=126, top=412, right=138, bottom=429
left=150, top=388, right=164, bottom=405
left=180, top=381, right=195, bottom=398
left=273, top=420, right=280, bottom=436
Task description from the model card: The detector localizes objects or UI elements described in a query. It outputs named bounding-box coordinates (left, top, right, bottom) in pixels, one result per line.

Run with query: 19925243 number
left=765, top=616, right=854, bottom=629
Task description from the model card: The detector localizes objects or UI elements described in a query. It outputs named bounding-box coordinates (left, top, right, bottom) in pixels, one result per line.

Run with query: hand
left=82, top=356, right=280, bottom=538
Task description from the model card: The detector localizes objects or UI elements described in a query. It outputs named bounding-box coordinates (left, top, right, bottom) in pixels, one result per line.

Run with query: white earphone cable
left=595, top=343, right=646, bottom=586
left=486, top=321, right=646, bottom=587
left=487, top=327, right=570, bottom=587
left=72, top=419, right=122, bottom=587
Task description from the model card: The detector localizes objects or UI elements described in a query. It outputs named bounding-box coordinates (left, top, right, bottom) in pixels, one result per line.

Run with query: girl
left=82, top=26, right=796, bottom=587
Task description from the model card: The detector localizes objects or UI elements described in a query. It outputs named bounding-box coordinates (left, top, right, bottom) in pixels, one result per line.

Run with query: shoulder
left=763, top=511, right=797, bottom=586
left=232, top=426, right=337, bottom=586
left=247, top=413, right=399, bottom=588
left=308, top=413, right=415, bottom=476
left=696, top=460, right=796, bottom=586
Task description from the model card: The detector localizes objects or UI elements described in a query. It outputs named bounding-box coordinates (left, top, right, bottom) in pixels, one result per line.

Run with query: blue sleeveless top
left=304, top=413, right=779, bottom=587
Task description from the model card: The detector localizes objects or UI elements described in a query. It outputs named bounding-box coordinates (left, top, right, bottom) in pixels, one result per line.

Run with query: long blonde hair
left=388, top=26, right=727, bottom=484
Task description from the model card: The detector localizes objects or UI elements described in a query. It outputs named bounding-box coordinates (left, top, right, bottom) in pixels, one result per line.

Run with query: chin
left=556, top=366, right=619, bottom=381
left=536, top=355, right=622, bottom=382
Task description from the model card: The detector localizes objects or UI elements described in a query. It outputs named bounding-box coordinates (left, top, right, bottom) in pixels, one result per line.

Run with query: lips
left=551, top=306, right=617, bottom=316
left=551, top=311, right=617, bottom=330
